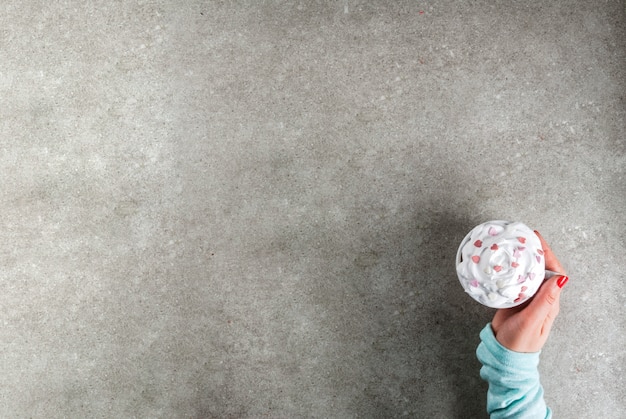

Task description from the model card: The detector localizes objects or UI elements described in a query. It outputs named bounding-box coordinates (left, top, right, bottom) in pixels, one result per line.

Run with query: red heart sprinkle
left=511, top=262, right=519, bottom=268
left=493, top=265, right=502, bottom=272
left=474, top=240, right=482, bottom=247
left=471, top=256, right=480, bottom=264
left=490, top=244, right=498, bottom=251
left=518, top=237, right=526, bottom=244
left=537, top=249, right=544, bottom=255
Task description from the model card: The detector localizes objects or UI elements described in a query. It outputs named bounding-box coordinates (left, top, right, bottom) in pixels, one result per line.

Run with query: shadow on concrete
left=330, top=200, right=494, bottom=418
left=411, top=207, right=493, bottom=419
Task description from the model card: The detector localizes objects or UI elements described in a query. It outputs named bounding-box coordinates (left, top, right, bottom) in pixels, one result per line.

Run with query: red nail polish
left=557, top=275, right=569, bottom=288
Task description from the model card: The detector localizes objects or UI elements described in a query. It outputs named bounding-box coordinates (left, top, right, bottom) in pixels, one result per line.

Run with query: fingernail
left=557, top=275, right=569, bottom=288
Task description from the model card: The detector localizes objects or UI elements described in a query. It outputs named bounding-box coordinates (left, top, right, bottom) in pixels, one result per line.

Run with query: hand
left=490, top=230, right=568, bottom=353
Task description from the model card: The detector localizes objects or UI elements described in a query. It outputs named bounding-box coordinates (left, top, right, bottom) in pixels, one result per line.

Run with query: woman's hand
left=490, top=230, right=568, bottom=353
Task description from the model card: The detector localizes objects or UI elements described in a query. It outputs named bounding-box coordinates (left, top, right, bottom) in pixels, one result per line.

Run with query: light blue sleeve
left=476, top=323, right=552, bottom=419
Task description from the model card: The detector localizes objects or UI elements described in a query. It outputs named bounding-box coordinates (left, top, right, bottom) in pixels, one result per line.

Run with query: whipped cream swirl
left=456, top=220, right=545, bottom=308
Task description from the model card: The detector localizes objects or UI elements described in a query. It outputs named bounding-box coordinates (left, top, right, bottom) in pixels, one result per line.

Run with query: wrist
left=483, top=324, right=542, bottom=364
left=491, top=325, right=543, bottom=354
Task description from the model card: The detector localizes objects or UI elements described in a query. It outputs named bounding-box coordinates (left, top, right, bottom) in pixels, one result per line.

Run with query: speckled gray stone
left=0, top=1, right=624, bottom=418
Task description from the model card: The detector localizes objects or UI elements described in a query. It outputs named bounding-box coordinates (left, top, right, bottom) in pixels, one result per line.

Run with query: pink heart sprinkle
left=471, top=256, right=480, bottom=264
left=521, top=286, right=528, bottom=292
left=511, top=262, right=519, bottom=268
left=474, top=240, right=483, bottom=247
left=518, top=247, right=526, bottom=251
left=488, top=227, right=498, bottom=236
left=517, top=275, right=525, bottom=283
left=518, top=237, right=526, bottom=244
left=470, top=280, right=479, bottom=287
left=493, top=265, right=502, bottom=272
left=513, top=249, right=521, bottom=258
left=527, top=272, right=536, bottom=280
left=490, top=244, right=499, bottom=251
left=537, top=249, right=544, bottom=255
left=536, top=255, right=541, bottom=263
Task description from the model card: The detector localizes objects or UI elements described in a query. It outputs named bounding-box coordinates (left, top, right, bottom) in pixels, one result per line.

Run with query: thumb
left=526, top=275, right=569, bottom=325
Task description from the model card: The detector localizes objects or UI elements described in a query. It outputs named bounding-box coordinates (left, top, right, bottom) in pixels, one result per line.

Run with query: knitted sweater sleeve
left=476, top=323, right=552, bottom=419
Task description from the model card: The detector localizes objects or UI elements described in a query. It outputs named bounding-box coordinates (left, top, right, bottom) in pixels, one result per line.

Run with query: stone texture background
left=0, top=1, right=624, bottom=417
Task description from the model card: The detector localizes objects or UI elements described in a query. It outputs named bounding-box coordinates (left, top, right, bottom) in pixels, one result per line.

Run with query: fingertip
left=534, top=230, right=549, bottom=248
left=534, top=230, right=548, bottom=249
left=534, top=232, right=566, bottom=274
left=543, top=274, right=564, bottom=293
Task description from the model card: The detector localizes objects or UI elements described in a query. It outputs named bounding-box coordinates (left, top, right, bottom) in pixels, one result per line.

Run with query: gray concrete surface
left=1, top=1, right=624, bottom=418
